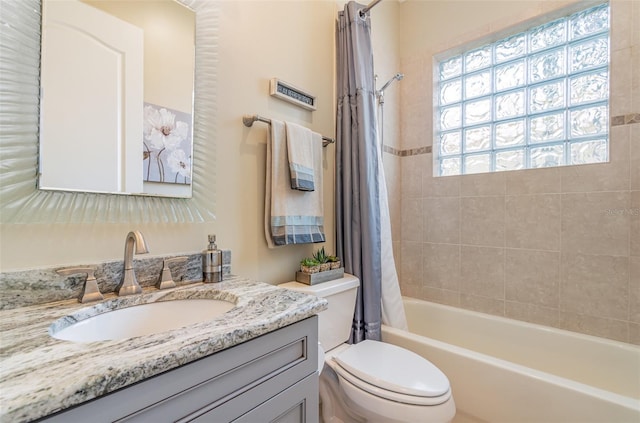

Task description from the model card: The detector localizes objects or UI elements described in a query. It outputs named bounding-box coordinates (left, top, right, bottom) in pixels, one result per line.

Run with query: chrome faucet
left=116, top=230, right=149, bottom=296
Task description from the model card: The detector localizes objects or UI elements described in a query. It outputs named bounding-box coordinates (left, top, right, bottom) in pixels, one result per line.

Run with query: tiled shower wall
left=396, top=0, right=639, bottom=344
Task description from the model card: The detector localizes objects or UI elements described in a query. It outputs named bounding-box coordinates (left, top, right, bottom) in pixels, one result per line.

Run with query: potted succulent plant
left=300, top=257, right=320, bottom=274
left=313, top=247, right=331, bottom=272
left=296, top=249, right=345, bottom=285
left=327, top=255, right=341, bottom=270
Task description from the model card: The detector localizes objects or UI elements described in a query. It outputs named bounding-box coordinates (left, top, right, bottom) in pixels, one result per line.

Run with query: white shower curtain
left=377, top=123, right=408, bottom=331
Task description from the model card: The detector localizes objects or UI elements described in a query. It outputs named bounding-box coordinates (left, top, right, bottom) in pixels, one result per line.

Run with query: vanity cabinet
left=39, top=317, right=319, bottom=423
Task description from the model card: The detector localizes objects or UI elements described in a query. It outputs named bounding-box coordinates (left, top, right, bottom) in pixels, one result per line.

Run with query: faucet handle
left=57, top=266, right=104, bottom=303
left=156, top=256, right=188, bottom=290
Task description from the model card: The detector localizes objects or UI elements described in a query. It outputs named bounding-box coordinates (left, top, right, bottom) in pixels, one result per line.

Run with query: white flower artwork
left=143, top=103, right=192, bottom=184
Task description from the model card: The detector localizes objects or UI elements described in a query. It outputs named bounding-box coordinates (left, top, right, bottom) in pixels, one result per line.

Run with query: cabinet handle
left=157, top=256, right=188, bottom=290
left=57, top=266, right=104, bottom=303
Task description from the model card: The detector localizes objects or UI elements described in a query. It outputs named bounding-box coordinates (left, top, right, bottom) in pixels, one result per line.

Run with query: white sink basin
left=51, top=299, right=235, bottom=342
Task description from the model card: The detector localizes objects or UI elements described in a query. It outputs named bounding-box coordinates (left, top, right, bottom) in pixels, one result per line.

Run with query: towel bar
left=243, top=114, right=335, bottom=147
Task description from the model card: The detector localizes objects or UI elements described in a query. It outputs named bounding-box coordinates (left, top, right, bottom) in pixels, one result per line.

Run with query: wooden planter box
left=295, top=267, right=344, bottom=285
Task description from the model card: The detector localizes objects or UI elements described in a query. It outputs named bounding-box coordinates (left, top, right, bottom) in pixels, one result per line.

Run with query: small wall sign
left=270, top=78, right=316, bottom=111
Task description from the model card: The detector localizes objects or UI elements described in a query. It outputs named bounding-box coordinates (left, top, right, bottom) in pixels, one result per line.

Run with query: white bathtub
left=381, top=298, right=640, bottom=423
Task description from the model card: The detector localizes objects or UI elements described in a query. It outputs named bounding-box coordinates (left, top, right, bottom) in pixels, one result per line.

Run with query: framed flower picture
left=143, top=103, right=192, bottom=185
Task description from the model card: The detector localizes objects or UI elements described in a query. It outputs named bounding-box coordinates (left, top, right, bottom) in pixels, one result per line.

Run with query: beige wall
left=0, top=1, right=336, bottom=287
left=397, top=0, right=640, bottom=344
left=214, top=0, right=336, bottom=284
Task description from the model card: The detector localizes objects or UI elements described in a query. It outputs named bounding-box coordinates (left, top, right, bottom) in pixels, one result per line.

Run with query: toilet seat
left=330, top=340, right=451, bottom=406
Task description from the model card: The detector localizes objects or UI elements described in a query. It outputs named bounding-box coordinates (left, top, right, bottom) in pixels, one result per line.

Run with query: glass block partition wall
left=434, top=3, right=610, bottom=176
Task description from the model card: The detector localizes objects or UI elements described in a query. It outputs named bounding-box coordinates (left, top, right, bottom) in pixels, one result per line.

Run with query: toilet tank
left=279, top=274, right=359, bottom=351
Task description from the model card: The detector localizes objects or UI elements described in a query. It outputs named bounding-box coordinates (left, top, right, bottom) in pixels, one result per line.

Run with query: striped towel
left=286, top=121, right=316, bottom=191
left=265, top=119, right=325, bottom=247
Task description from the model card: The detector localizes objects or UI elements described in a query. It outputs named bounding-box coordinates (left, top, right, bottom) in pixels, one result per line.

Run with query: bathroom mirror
left=0, top=0, right=217, bottom=223
left=39, top=0, right=195, bottom=198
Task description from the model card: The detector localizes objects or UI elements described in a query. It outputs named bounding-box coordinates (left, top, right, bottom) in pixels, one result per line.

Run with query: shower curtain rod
left=242, top=114, right=335, bottom=147
left=359, top=0, right=383, bottom=16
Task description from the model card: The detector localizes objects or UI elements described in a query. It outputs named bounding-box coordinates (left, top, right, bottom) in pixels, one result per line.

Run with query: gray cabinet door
left=192, top=373, right=319, bottom=423
left=40, top=317, right=318, bottom=423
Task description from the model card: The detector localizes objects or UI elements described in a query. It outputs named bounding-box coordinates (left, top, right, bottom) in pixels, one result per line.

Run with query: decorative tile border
left=611, top=113, right=640, bottom=126
left=383, top=145, right=402, bottom=156
left=383, top=113, right=638, bottom=157
left=383, top=145, right=432, bottom=157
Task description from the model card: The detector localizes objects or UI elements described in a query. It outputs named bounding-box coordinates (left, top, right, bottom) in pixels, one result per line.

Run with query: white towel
left=285, top=121, right=316, bottom=191
left=265, top=119, right=325, bottom=247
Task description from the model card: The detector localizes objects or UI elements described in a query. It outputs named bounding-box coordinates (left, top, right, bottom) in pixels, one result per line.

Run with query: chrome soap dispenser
left=202, top=234, right=223, bottom=283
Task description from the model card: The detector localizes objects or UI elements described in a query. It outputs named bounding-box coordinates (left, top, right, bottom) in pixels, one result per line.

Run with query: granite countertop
left=0, top=276, right=327, bottom=422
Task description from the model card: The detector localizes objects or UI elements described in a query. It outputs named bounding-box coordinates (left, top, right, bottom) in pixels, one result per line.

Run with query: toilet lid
left=333, top=340, right=450, bottom=398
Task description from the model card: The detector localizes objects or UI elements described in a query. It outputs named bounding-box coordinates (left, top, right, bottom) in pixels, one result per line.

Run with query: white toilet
left=280, top=274, right=456, bottom=423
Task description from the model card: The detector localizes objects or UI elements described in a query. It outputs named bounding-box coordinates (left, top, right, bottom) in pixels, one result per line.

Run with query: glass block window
left=434, top=3, right=609, bottom=176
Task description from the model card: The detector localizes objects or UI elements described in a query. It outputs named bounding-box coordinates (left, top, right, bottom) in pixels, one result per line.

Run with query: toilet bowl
left=280, top=275, right=456, bottom=423
left=325, top=341, right=455, bottom=423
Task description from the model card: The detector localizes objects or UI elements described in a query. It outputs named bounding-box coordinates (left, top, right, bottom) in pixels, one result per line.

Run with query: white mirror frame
left=0, top=0, right=217, bottom=224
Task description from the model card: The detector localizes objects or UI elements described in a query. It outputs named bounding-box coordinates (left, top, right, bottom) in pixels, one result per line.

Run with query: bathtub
left=381, top=298, right=640, bottom=423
